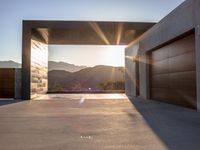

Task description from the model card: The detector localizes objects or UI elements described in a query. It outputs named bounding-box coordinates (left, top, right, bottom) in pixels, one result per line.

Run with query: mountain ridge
left=48, top=61, right=88, bottom=72
left=0, top=60, right=21, bottom=68
left=48, top=65, right=125, bottom=92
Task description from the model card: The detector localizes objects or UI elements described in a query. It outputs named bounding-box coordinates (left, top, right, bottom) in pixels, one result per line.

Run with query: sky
left=0, top=0, right=185, bottom=65
left=49, top=45, right=126, bottom=67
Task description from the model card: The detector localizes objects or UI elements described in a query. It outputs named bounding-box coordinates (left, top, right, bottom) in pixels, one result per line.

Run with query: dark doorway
left=135, top=56, right=140, bottom=96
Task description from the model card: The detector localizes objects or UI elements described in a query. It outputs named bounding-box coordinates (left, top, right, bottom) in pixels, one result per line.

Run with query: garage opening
left=149, top=33, right=196, bottom=109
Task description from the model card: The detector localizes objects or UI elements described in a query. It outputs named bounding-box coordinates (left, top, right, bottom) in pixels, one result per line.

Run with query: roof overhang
left=24, top=20, right=155, bottom=45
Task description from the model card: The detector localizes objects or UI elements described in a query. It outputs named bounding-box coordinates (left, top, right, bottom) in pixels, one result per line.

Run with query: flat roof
left=24, top=20, right=155, bottom=45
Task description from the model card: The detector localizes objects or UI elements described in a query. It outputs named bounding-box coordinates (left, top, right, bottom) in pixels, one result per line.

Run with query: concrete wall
left=193, top=0, right=200, bottom=109
left=139, top=0, right=195, bottom=54
left=138, top=53, right=149, bottom=100
left=30, top=39, right=48, bottom=99
left=125, top=44, right=139, bottom=99
left=14, top=69, right=21, bottom=99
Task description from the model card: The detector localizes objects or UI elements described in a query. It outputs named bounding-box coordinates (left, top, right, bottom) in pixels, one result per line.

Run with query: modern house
left=1, top=0, right=199, bottom=110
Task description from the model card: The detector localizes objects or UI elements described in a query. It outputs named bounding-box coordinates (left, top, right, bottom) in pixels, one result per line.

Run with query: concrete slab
left=0, top=94, right=200, bottom=150
left=34, top=93, right=127, bottom=100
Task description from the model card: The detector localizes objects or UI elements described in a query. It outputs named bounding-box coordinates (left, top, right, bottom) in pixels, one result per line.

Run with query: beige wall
left=31, top=39, right=48, bottom=99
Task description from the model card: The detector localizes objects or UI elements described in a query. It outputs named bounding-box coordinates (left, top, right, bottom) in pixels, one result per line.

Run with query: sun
left=102, top=45, right=126, bottom=67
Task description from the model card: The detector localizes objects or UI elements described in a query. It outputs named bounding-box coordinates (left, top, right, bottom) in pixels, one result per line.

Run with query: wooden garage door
left=150, top=34, right=196, bottom=109
left=0, top=69, right=15, bottom=98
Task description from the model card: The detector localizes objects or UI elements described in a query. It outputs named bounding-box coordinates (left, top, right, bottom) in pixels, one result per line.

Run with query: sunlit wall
left=31, top=40, right=48, bottom=98
left=125, top=44, right=139, bottom=98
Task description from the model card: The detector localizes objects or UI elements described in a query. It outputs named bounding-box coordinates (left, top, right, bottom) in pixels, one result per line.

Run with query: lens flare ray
left=89, top=22, right=110, bottom=45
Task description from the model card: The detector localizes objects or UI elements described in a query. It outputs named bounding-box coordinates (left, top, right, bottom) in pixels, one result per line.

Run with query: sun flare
left=102, top=45, right=126, bottom=67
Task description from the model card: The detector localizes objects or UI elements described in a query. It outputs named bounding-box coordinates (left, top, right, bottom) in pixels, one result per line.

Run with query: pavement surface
left=0, top=94, right=200, bottom=150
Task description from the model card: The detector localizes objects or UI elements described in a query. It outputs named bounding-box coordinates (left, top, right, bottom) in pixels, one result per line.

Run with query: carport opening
left=23, top=21, right=155, bottom=100
left=47, top=45, right=126, bottom=94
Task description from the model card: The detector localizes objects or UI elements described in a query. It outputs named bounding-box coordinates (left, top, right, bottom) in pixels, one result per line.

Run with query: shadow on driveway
left=0, top=100, right=23, bottom=106
left=128, top=97, right=200, bottom=150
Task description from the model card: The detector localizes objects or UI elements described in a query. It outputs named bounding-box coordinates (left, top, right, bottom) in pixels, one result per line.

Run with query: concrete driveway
left=0, top=94, right=200, bottom=150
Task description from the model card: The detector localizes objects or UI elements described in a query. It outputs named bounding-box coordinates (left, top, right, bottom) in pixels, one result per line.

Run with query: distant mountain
left=48, top=61, right=87, bottom=72
left=0, top=60, right=21, bottom=68
left=48, top=65, right=125, bottom=92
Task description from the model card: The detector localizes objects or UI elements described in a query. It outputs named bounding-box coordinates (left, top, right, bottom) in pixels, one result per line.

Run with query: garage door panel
left=0, top=73, right=14, bottom=79
left=0, top=69, right=15, bottom=98
left=151, top=47, right=169, bottom=62
left=2, top=81, right=14, bottom=89
left=0, top=88, right=14, bottom=98
left=150, top=88, right=169, bottom=102
left=169, top=71, right=196, bottom=90
left=151, top=59, right=169, bottom=75
left=0, top=77, right=14, bottom=82
left=169, top=34, right=195, bottom=57
left=150, top=33, right=196, bottom=109
left=151, top=89, right=196, bottom=108
left=151, top=74, right=169, bottom=88
left=169, top=52, right=196, bottom=73
left=0, top=69, right=14, bottom=75
left=0, top=93, right=14, bottom=98
left=0, top=81, right=14, bottom=91
left=168, top=90, right=196, bottom=108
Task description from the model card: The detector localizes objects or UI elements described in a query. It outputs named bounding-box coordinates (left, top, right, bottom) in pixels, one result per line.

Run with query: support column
left=194, top=0, right=200, bottom=110
left=22, top=21, right=31, bottom=100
